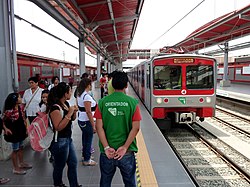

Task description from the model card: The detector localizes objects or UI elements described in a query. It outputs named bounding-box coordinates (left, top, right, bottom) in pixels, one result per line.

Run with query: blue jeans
left=49, top=138, right=78, bottom=187
left=78, top=120, right=93, bottom=161
left=99, top=152, right=136, bottom=187
left=12, top=141, right=24, bottom=151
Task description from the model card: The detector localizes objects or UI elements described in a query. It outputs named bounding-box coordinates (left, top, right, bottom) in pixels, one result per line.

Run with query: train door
left=141, top=65, right=145, bottom=102
left=145, top=63, right=151, bottom=110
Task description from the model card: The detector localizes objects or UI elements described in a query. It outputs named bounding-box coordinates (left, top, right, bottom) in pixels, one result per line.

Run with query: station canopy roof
left=174, top=4, right=250, bottom=53
left=43, top=0, right=144, bottom=64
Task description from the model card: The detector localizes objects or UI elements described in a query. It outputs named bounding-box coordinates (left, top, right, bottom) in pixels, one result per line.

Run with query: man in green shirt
left=94, top=71, right=142, bottom=187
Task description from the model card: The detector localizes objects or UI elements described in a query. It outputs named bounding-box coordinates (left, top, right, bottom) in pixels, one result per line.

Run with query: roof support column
left=79, top=36, right=86, bottom=76
left=0, top=0, right=18, bottom=109
left=0, top=0, right=18, bottom=160
left=104, top=60, right=108, bottom=72
left=107, top=61, right=111, bottom=73
left=95, top=52, right=101, bottom=88
left=220, top=42, right=231, bottom=87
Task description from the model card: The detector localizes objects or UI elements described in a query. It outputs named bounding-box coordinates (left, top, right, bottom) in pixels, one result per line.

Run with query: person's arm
left=114, top=105, right=141, bottom=160
left=84, top=101, right=96, bottom=132
left=50, top=106, right=74, bottom=131
left=2, top=114, right=12, bottom=135
left=96, top=118, right=115, bottom=159
left=114, top=120, right=140, bottom=160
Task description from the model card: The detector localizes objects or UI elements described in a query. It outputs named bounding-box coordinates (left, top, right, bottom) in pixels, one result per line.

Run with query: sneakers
left=82, top=159, right=97, bottom=166
left=0, top=178, right=10, bottom=184
left=13, top=169, right=26, bottom=175
left=91, top=147, right=95, bottom=154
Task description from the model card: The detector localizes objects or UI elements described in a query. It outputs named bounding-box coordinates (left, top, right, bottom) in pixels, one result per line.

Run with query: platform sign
left=178, top=97, right=186, bottom=104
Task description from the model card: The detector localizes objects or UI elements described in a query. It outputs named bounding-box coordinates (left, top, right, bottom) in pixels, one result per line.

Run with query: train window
left=153, top=66, right=181, bottom=90
left=186, top=65, right=213, bottom=89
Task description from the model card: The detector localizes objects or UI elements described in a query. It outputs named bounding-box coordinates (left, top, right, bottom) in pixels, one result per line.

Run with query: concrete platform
left=0, top=82, right=196, bottom=187
left=216, top=82, right=250, bottom=102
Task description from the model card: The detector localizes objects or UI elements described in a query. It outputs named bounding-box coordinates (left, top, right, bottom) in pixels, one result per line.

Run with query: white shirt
left=22, top=87, right=43, bottom=116
left=39, top=103, right=47, bottom=113
left=77, top=91, right=96, bottom=122
left=48, top=84, right=54, bottom=91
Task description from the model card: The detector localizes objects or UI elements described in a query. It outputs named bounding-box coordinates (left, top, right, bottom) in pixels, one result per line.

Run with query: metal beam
left=28, top=0, right=81, bottom=38
left=106, top=38, right=131, bottom=45
left=86, top=15, right=138, bottom=27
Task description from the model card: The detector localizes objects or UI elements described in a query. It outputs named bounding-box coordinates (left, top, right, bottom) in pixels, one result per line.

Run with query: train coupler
left=175, top=112, right=196, bottom=124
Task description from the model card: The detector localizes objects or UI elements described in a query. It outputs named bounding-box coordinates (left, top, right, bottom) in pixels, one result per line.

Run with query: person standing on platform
left=100, top=73, right=107, bottom=98
left=48, top=76, right=60, bottom=91
left=107, top=71, right=117, bottom=95
left=2, top=93, right=32, bottom=175
left=47, top=82, right=81, bottom=187
left=76, top=78, right=97, bottom=166
left=94, top=71, right=142, bottom=187
left=38, top=90, right=49, bottom=113
left=74, top=73, right=88, bottom=98
left=22, top=76, right=43, bottom=124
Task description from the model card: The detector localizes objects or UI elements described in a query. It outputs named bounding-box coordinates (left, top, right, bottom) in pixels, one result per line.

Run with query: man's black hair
left=112, top=71, right=128, bottom=90
left=81, top=73, right=88, bottom=79
left=28, top=76, right=38, bottom=83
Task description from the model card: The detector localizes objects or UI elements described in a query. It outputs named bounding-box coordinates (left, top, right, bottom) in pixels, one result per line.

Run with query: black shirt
left=50, top=101, right=72, bottom=138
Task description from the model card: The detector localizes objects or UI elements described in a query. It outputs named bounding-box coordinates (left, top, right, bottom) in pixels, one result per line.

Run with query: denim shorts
left=12, top=141, right=24, bottom=151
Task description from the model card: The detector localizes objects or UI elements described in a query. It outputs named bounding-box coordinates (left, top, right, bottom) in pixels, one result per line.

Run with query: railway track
left=163, top=123, right=250, bottom=187
left=206, top=107, right=250, bottom=144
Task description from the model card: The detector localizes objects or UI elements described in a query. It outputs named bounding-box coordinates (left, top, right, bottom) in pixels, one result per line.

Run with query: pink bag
left=27, top=112, right=54, bottom=152
left=28, top=104, right=62, bottom=152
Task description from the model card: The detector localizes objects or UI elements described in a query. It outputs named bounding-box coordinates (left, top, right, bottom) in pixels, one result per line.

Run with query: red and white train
left=17, top=52, right=97, bottom=94
left=217, top=55, right=250, bottom=84
left=128, top=54, right=217, bottom=130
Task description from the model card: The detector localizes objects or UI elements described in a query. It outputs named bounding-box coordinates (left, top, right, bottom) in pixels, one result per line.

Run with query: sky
left=14, top=0, right=250, bottom=66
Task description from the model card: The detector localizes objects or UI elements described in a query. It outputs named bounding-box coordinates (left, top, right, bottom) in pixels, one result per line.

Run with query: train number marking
left=178, top=97, right=186, bottom=105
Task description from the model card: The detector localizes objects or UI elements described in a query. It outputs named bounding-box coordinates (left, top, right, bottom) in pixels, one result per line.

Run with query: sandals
left=13, top=169, right=26, bottom=175
left=0, top=178, right=10, bottom=184
left=82, top=159, right=97, bottom=166
left=19, top=163, right=32, bottom=169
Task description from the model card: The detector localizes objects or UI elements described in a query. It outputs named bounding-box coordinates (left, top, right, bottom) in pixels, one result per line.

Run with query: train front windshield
left=153, top=65, right=213, bottom=90
left=186, top=65, right=213, bottom=89
left=154, top=66, right=182, bottom=90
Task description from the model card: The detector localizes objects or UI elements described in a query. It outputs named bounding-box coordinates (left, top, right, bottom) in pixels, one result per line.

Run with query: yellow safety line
left=136, top=130, right=158, bottom=187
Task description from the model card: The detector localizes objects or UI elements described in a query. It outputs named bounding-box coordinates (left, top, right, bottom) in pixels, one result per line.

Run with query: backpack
left=27, top=104, right=62, bottom=152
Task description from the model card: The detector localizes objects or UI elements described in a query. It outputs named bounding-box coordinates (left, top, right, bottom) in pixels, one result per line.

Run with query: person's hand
left=4, top=128, right=12, bottom=135
left=105, top=147, right=116, bottom=159
left=73, top=105, right=78, bottom=112
left=114, top=146, right=127, bottom=160
left=92, top=124, right=96, bottom=133
left=68, top=105, right=77, bottom=116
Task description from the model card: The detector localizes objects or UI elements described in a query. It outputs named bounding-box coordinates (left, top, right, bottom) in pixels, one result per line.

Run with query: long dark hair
left=46, top=82, right=70, bottom=113
left=77, top=78, right=91, bottom=97
left=3, top=93, right=19, bottom=111
left=39, top=89, right=49, bottom=107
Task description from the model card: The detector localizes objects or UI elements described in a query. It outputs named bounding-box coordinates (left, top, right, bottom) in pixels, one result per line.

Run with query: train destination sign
left=174, top=58, right=194, bottom=64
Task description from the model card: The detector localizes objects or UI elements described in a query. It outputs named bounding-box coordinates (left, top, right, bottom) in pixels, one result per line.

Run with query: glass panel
left=154, top=66, right=181, bottom=90
left=186, top=65, right=213, bottom=89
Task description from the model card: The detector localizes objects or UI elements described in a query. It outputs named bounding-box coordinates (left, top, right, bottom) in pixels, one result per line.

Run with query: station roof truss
left=174, top=4, right=250, bottom=53
left=30, top=0, right=144, bottom=64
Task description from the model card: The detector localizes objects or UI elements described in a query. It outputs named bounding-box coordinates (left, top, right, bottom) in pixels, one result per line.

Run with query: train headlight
left=156, top=98, right=163, bottom=104
left=206, top=97, right=211, bottom=103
